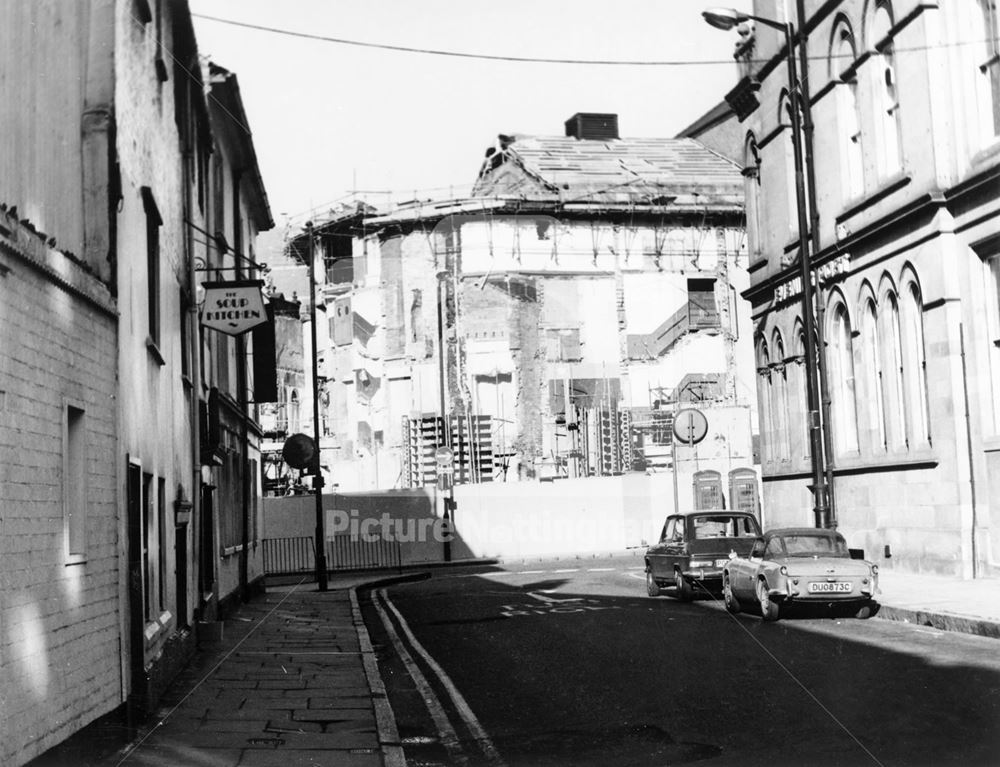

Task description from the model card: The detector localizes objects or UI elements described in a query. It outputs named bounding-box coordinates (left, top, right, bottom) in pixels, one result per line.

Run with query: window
left=756, top=340, right=774, bottom=465
left=780, top=92, right=800, bottom=240
left=861, top=298, right=887, bottom=450
left=142, top=188, right=162, bottom=346
left=743, top=134, right=763, bottom=263
left=793, top=327, right=810, bottom=460
left=157, top=477, right=166, bottom=612
left=879, top=291, right=907, bottom=450
left=901, top=280, right=930, bottom=446
left=180, top=289, right=191, bottom=379
left=545, top=328, right=582, bottom=362
left=772, top=332, right=790, bottom=461
left=831, top=21, right=864, bottom=198
left=64, top=405, right=86, bottom=560
left=870, top=3, right=903, bottom=179
left=961, top=1, right=1000, bottom=147
left=829, top=303, right=859, bottom=454
left=143, top=472, right=154, bottom=620
left=289, top=389, right=300, bottom=434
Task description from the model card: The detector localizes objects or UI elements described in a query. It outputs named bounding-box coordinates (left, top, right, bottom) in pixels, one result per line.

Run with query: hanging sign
left=201, top=280, right=267, bottom=335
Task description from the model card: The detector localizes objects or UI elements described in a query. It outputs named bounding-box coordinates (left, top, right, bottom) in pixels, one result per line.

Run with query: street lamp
left=703, top=7, right=831, bottom=529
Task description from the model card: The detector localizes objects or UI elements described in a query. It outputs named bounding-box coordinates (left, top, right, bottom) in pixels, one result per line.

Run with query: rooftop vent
left=564, top=113, right=619, bottom=141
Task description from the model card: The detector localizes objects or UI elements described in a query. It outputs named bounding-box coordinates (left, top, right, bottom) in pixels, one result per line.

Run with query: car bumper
left=771, top=583, right=878, bottom=603
left=681, top=567, right=725, bottom=585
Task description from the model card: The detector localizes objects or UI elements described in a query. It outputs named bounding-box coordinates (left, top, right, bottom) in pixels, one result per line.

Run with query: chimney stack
left=564, top=113, right=619, bottom=141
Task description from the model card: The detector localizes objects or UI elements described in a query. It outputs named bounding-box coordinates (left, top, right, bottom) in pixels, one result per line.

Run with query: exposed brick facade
left=0, top=217, right=119, bottom=766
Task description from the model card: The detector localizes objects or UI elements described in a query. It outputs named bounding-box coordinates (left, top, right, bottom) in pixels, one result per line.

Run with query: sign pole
left=307, top=222, right=329, bottom=591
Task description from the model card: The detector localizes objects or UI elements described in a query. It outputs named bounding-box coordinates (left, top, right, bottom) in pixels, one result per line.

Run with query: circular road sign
left=282, top=433, right=316, bottom=469
left=673, top=408, right=709, bottom=446
left=434, top=446, right=454, bottom=467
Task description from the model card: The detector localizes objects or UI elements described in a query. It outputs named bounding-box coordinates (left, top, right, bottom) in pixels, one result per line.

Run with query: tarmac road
left=362, top=555, right=1000, bottom=767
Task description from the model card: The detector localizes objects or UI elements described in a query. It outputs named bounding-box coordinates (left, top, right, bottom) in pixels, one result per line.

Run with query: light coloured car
left=723, top=528, right=879, bottom=621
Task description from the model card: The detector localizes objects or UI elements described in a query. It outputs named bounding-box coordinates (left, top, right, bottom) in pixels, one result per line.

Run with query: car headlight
left=689, top=560, right=713, bottom=568
left=779, top=565, right=788, bottom=576
left=871, top=564, right=879, bottom=576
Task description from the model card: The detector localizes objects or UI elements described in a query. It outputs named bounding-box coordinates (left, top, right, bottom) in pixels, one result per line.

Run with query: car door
left=647, top=517, right=675, bottom=579
left=661, top=516, right=686, bottom=575
left=734, top=537, right=765, bottom=599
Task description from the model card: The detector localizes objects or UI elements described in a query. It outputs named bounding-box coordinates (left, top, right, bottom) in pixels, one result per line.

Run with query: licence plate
left=808, top=581, right=852, bottom=593
left=714, top=559, right=730, bottom=567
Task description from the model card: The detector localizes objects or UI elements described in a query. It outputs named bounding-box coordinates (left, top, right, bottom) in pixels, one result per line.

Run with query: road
left=360, top=555, right=1000, bottom=767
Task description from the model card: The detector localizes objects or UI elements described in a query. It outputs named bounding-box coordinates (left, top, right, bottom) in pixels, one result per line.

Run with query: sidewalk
left=102, top=574, right=413, bottom=767
left=875, top=569, right=1000, bottom=639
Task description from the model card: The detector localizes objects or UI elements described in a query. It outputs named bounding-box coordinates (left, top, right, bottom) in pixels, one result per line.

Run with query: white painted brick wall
left=0, top=236, right=120, bottom=767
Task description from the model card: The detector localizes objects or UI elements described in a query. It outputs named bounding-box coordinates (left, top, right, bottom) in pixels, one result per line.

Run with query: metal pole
left=307, top=222, right=329, bottom=590
left=436, top=271, right=452, bottom=561
left=795, top=0, right=837, bottom=528
left=785, top=23, right=830, bottom=529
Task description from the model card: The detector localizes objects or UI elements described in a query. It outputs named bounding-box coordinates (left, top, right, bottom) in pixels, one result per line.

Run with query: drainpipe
left=796, top=0, right=837, bottom=528
left=959, top=324, right=979, bottom=578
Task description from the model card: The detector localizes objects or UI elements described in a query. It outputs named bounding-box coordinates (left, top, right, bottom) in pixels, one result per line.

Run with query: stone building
left=0, top=2, right=272, bottom=763
left=719, top=0, right=1000, bottom=576
left=293, top=115, right=759, bottom=510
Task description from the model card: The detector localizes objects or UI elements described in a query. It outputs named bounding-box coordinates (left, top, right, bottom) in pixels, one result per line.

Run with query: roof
left=474, top=134, right=743, bottom=204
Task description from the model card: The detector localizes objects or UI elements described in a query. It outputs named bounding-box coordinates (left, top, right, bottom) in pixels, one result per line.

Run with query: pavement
left=72, top=560, right=999, bottom=767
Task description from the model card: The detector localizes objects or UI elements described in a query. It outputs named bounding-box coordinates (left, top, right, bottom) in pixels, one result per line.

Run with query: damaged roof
left=473, top=134, right=742, bottom=204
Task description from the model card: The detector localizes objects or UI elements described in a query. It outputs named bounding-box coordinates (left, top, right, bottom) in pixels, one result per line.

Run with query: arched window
left=743, top=133, right=763, bottom=263
left=757, top=339, right=774, bottom=465
left=861, top=297, right=887, bottom=450
left=901, top=280, right=931, bottom=446
left=879, top=290, right=907, bottom=449
left=962, top=0, right=1000, bottom=147
left=870, top=2, right=903, bottom=179
left=773, top=332, right=790, bottom=461
left=793, top=324, right=810, bottom=462
left=829, top=302, right=860, bottom=455
left=779, top=91, right=800, bottom=241
left=831, top=20, right=864, bottom=198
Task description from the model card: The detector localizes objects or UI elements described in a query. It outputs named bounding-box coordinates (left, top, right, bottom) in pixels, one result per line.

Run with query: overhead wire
left=192, top=12, right=998, bottom=67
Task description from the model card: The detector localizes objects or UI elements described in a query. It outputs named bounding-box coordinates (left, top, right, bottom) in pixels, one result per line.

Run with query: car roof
left=671, top=510, right=756, bottom=518
left=764, top=527, right=845, bottom=540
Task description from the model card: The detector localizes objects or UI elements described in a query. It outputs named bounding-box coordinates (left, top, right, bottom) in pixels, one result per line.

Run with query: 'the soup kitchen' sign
left=201, top=280, right=267, bottom=335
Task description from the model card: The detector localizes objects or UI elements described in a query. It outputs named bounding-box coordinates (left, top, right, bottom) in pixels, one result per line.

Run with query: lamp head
left=702, top=8, right=748, bottom=31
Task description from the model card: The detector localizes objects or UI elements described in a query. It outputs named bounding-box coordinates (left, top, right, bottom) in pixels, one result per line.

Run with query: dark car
left=645, top=510, right=762, bottom=600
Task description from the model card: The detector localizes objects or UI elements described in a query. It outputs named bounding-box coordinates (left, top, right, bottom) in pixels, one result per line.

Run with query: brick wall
left=0, top=224, right=120, bottom=767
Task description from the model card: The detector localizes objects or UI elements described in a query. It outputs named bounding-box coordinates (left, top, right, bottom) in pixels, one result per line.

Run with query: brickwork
left=0, top=224, right=120, bottom=767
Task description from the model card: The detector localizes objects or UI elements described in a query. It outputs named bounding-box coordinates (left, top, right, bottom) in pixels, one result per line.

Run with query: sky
left=189, top=0, right=754, bottom=228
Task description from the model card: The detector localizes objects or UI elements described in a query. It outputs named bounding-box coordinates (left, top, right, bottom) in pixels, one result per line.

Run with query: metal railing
left=263, top=534, right=403, bottom=575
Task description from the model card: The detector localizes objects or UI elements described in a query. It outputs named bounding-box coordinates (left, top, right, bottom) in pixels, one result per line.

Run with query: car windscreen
left=779, top=534, right=850, bottom=557
left=691, top=515, right=759, bottom=539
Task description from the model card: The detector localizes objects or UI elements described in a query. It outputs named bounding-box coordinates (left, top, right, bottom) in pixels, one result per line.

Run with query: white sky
left=189, top=0, right=753, bottom=224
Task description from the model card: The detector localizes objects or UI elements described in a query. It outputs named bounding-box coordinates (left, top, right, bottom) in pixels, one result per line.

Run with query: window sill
left=832, top=450, right=937, bottom=475
left=64, top=555, right=87, bottom=567
left=835, top=174, right=911, bottom=225
left=181, top=373, right=193, bottom=390
left=146, top=336, right=166, bottom=367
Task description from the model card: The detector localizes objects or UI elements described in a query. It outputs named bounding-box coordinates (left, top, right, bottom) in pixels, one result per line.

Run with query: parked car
left=723, top=528, right=879, bottom=621
left=645, top=510, right=762, bottom=600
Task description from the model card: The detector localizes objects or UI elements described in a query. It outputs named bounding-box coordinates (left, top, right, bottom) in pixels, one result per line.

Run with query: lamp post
left=306, top=221, right=329, bottom=590
left=703, top=8, right=831, bottom=529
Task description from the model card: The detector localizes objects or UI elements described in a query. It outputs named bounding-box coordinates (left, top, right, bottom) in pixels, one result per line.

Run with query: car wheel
left=723, top=573, right=741, bottom=614
left=674, top=570, right=694, bottom=602
left=855, top=602, right=873, bottom=619
left=756, top=578, right=779, bottom=621
left=646, top=568, right=662, bottom=597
